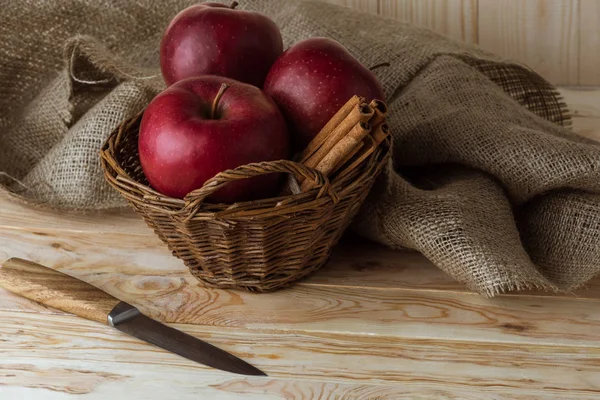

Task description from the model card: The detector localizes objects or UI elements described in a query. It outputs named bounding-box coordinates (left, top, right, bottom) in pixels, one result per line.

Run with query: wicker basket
left=100, top=111, right=391, bottom=292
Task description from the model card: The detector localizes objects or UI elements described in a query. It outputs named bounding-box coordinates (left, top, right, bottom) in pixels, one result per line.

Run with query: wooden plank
left=0, top=199, right=146, bottom=235
left=379, top=0, right=478, bottom=43
left=3, top=208, right=600, bottom=301
left=477, top=0, right=579, bottom=85
left=318, top=235, right=600, bottom=297
left=0, top=226, right=188, bottom=278
left=559, top=87, right=600, bottom=118
left=0, top=288, right=61, bottom=315
left=1, top=310, right=600, bottom=398
left=321, top=0, right=379, bottom=14
left=2, top=212, right=599, bottom=302
left=559, top=87, right=600, bottom=119
left=2, top=226, right=600, bottom=348
left=558, top=87, right=600, bottom=142
left=579, top=0, right=600, bottom=85
left=571, top=115, right=600, bottom=142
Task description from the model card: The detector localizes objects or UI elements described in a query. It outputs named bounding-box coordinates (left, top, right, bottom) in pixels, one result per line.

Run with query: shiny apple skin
left=160, top=3, right=283, bottom=87
left=138, top=75, right=290, bottom=203
left=264, top=37, right=385, bottom=149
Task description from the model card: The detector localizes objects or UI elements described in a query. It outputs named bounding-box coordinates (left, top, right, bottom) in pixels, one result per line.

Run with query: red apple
left=264, top=37, right=385, bottom=149
left=160, top=2, right=283, bottom=87
left=138, top=75, right=290, bottom=203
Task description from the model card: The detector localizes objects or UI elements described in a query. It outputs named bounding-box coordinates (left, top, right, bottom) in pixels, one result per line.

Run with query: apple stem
left=211, top=83, right=230, bottom=119
left=369, top=62, right=391, bottom=72
left=230, top=1, right=239, bottom=9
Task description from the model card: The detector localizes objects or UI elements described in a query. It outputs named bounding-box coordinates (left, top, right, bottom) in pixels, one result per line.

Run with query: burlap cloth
left=1, top=0, right=599, bottom=296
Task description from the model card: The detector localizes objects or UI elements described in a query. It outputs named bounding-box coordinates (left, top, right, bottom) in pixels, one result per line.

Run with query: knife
left=0, top=257, right=266, bottom=377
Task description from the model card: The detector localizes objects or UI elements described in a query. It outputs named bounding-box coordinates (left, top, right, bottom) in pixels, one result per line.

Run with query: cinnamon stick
left=368, top=99, right=388, bottom=128
left=302, top=103, right=374, bottom=170
left=336, top=123, right=390, bottom=181
left=299, top=95, right=363, bottom=163
left=331, top=100, right=387, bottom=175
left=372, top=122, right=390, bottom=146
left=301, top=121, right=371, bottom=192
left=331, top=140, right=364, bottom=175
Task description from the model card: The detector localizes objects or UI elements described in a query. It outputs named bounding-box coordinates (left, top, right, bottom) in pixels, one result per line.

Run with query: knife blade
left=0, top=257, right=266, bottom=377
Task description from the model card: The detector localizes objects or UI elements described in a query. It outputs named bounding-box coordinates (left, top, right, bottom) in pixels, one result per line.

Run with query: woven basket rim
left=100, top=111, right=391, bottom=221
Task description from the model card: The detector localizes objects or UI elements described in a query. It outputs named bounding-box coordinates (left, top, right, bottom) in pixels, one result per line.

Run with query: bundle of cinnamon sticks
left=298, top=95, right=390, bottom=191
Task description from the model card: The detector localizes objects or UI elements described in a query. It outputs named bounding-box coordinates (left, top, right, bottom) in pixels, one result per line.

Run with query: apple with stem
left=160, top=2, right=283, bottom=87
left=138, top=75, right=290, bottom=202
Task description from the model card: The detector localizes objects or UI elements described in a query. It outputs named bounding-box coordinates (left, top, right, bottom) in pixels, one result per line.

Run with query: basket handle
left=181, top=159, right=338, bottom=219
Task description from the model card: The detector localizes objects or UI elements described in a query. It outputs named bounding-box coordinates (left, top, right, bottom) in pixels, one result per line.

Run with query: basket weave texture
left=100, top=112, right=391, bottom=292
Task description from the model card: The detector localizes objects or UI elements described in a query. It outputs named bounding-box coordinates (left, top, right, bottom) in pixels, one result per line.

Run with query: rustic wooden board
left=560, top=87, right=600, bottom=142
left=321, top=0, right=600, bottom=85
left=477, top=0, right=579, bottom=85
left=578, top=0, right=600, bottom=85
left=2, top=311, right=600, bottom=399
left=0, top=87, right=599, bottom=398
left=379, top=0, right=478, bottom=43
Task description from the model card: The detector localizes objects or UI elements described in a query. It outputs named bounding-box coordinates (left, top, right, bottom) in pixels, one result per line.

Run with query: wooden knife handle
left=0, top=258, right=121, bottom=324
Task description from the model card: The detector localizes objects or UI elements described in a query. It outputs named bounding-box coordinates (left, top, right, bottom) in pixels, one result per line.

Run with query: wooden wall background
left=322, top=0, right=599, bottom=86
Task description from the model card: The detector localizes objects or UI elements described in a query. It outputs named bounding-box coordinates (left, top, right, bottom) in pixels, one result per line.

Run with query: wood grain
left=2, top=205, right=600, bottom=301
left=318, top=235, right=600, bottom=297
left=477, top=0, right=579, bottom=85
left=579, top=0, right=600, bottom=85
left=0, top=258, right=120, bottom=324
left=1, top=310, right=600, bottom=398
left=0, top=198, right=144, bottom=236
left=3, top=225, right=600, bottom=349
left=317, top=0, right=600, bottom=85
left=3, top=224, right=600, bottom=311
left=0, top=287, right=59, bottom=315
left=571, top=115, right=600, bottom=142
left=379, top=0, right=478, bottom=43
left=559, top=87, right=600, bottom=142
left=315, top=0, right=600, bottom=86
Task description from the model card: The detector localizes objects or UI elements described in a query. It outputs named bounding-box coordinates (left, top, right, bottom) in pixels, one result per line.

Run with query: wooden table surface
left=1, top=88, right=599, bottom=399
